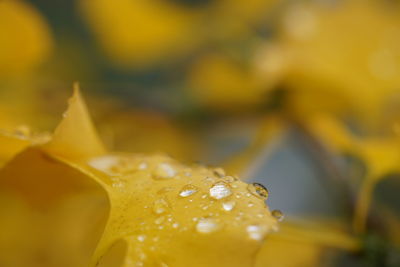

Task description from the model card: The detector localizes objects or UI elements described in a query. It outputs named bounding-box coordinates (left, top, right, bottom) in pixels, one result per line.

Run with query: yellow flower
left=0, top=86, right=279, bottom=266
left=187, top=53, right=277, bottom=111
left=0, top=0, right=52, bottom=77
left=79, top=0, right=279, bottom=68
left=258, top=0, right=400, bottom=123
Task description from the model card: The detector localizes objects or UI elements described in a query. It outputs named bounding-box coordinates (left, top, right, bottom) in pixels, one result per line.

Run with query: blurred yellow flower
left=0, top=87, right=279, bottom=266
left=79, top=0, right=279, bottom=68
left=258, top=0, right=400, bottom=123
left=0, top=0, right=52, bottom=77
left=188, top=53, right=275, bottom=111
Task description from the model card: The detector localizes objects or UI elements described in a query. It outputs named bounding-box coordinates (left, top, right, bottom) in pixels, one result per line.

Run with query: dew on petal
left=213, top=167, right=226, bottom=178
left=196, top=218, right=219, bottom=234
left=247, top=183, right=269, bottom=200
left=153, top=163, right=177, bottom=179
left=179, top=184, right=198, bottom=197
left=137, top=235, right=146, bottom=242
left=153, top=198, right=169, bottom=214
left=246, top=225, right=267, bottom=241
left=138, top=162, right=148, bottom=170
left=222, top=201, right=236, bottom=211
left=154, top=216, right=165, bottom=225
left=222, top=176, right=238, bottom=183
left=272, top=209, right=284, bottom=222
left=88, top=155, right=120, bottom=175
left=209, top=182, right=232, bottom=200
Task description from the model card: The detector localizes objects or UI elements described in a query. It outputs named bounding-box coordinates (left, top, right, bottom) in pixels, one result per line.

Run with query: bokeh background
left=1, top=0, right=400, bottom=266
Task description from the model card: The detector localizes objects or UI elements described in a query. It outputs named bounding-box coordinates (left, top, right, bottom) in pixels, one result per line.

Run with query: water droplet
left=153, top=163, right=177, bottom=179
left=154, top=216, right=165, bottom=225
left=153, top=198, right=169, bottom=214
left=196, top=218, right=219, bottom=234
left=213, top=167, right=226, bottom=178
left=138, top=162, right=148, bottom=170
left=272, top=209, right=284, bottom=222
left=14, top=125, right=31, bottom=138
left=246, top=225, right=267, bottom=241
left=157, top=187, right=173, bottom=194
left=209, top=182, right=232, bottom=200
left=248, top=202, right=255, bottom=208
left=179, top=184, right=198, bottom=197
left=88, top=155, right=121, bottom=175
left=222, top=176, right=238, bottom=183
left=172, top=222, right=179, bottom=229
left=112, top=181, right=126, bottom=192
left=137, top=235, right=146, bottom=242
left=247, top=183, right=269, bottom=199
left=222, top=201, right=236, bottom=211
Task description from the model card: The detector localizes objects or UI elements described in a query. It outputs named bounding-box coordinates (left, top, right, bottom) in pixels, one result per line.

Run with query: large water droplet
left=209, top=182, right=232, bottom=200
left=272, top=209, right=284, bottom=222
left=222, top=201, right=236, bottom=211
left=196, top=218, right=219, bottom=234
left=179, top=184, right=198, bottom=197
left=247, top=183, right=269, bottom=199
left=153, top=163, right=177, bottom=179
left=246, top=225, right=267, bottom=241
left=153, top=198, right=169, bottom=214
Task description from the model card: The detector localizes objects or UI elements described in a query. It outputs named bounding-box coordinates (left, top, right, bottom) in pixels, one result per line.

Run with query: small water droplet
left=153, top=163, right=177, bottom=179
left=247, top=183, right=269, bottom=199
left=196, top=218, right=219, bottom=234
left=14, top=125, right=31, bottom=138
left=222, top=176, right=237, bottom=183
left=246, top=225, right=267, bottom=241
left=272, top=209, right=284, bottom=222
left=153, top=198, right=169, bottom=214
left=88, top=155, right=121, bottom=175
left=179, top=184, right=198, bottom=197
left=157, top=187, right=173, bottom=194
left=172, top=222, right=180, bottom=229
left=138, top=162, right=148, bottom=170
left=213, top=167, right=226, bottom=178
left=137, top=235, right=146, bottom=242
left=112, top=181, right=126, bottom=191
left=209, top=182, right=232, bottom=200
left=155, top=216, right=165, bottom=225
left=248, top=202, right=255, bottom=208
left=222, top=201, right=236, bottom=211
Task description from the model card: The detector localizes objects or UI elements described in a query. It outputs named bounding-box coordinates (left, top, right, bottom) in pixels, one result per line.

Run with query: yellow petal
left=0, top=148, right=110, bottom=267
left=308, top=115, right=400, bottom=233
left=81, top=153, right=278, bottom=267
left=255, top=220, right=359, bottom=267
left=0, top=90, right=280, bottom=266
left=44, top=84, right=106, bottom=160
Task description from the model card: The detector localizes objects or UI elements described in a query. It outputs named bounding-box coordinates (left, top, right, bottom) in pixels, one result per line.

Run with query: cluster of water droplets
left=89, top=154, right=283, bottom=265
